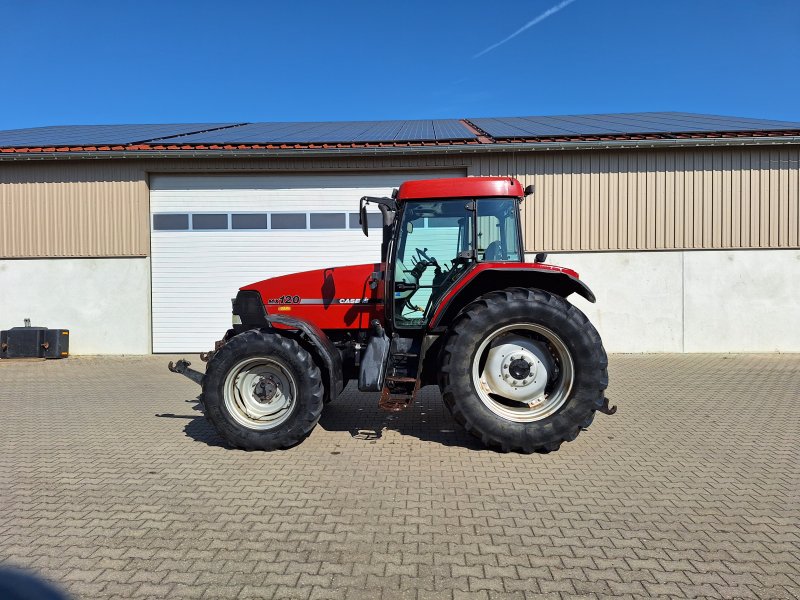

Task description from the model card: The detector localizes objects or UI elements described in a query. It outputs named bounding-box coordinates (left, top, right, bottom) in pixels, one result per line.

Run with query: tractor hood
left=239, top=263, right=384, bottom=330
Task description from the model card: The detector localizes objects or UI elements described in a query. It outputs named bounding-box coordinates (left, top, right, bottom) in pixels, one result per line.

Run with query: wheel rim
left=223, top=357, right=297, bottom=430
left=471, top=323, right=574, bottom=423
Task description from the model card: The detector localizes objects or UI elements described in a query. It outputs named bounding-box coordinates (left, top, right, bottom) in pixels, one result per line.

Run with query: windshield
left=393, top=200, right=473, bottom=327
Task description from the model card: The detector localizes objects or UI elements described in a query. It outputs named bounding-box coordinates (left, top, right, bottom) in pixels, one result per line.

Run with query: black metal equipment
left=0, top=320, right=70, bottom=359
left=167, top=358, right=204, bottom=385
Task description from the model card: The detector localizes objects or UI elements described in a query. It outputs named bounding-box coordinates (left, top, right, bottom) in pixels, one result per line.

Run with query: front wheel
left=439, top=288, right=608, bottom=453
left=201, top=329, right=324, bottom=450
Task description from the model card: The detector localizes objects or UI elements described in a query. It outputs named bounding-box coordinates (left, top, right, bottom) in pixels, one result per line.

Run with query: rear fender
left=429, top=265, right=595, bottom=331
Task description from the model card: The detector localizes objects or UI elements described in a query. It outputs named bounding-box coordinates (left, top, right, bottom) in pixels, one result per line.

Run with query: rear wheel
left=439, top=288, right=608, bottom=453
left=202, top=329, right=324, bottom=450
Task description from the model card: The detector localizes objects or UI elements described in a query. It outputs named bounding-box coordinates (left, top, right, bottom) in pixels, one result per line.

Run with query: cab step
left=378, top=385, right=418, bottom=412
left=385, top=376, right=416, bottom=383
left=378, top=374, right=420, bottom=412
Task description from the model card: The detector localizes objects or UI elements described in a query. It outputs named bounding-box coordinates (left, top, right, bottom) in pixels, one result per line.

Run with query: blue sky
left=1, top=0, right=799, bottom=129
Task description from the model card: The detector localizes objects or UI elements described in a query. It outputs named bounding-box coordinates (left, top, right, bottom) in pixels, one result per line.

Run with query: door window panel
left=271, top=213, right=308, bottom=229
left=310, top=213, right=346, bottom=229
left=476, top=198, right=521, bottom=262
left=393, top=200, right=473, bottom=327
left=153, top=214, right=189, bottom=231
left=231, top=213, right=269, bottom=229
left=192, top=214, right=229, bottom=230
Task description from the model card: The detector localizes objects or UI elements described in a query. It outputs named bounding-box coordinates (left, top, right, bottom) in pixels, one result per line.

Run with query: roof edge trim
left=1, top=135, right=799, bottom=161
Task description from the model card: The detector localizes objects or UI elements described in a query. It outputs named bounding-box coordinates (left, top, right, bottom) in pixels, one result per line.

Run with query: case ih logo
left=338, top=298, right=370, bottom=304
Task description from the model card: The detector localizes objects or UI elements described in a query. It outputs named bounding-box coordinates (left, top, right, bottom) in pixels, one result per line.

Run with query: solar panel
left=1, top=113, right=797, bottom=149
left=0, top=123, right=241, bottom=148
left=470, top=112, right=800, bottom=138
left=152, top=119, right=474, bottom=144
left=665, top=112, right=800, bottom=130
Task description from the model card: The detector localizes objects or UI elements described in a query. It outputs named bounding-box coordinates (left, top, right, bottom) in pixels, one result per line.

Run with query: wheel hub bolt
left=254, top=376, right=278, bottom=403
left=508, top=358, right=532, bottom=381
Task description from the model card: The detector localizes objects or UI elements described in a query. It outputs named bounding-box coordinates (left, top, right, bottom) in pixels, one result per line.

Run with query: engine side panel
left=240, top=263, right=384, bottom=331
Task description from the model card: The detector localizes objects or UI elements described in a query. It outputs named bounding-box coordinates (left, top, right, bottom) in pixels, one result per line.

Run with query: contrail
left=473, top=0, right=579, bottom=58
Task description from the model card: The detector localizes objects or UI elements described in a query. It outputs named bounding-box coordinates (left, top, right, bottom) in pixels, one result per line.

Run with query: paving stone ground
left=0, top=354, right=798, bottom=600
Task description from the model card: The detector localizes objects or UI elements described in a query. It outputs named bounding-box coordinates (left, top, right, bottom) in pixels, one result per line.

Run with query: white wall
left=0, top=257, right=151, bottom=354
left=1, top=251, right=796, bottom=355
left=536, top=249, right=800, bottom=353
left=682, top=251, right=800, bottom=352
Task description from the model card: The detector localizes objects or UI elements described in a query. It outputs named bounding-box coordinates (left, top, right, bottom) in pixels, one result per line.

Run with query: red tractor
left=170, top=177, right=612, bottom=452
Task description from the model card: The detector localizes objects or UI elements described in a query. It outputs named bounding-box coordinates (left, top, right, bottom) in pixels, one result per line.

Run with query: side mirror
left=358, top=195, right=396, bottom=237
left=359, top=198, right=369, bottom=237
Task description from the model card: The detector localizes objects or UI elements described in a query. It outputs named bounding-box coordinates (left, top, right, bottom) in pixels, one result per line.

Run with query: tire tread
left=439, top=287, right=608, bottom=454
left=201, top=329, right=324, bottom=450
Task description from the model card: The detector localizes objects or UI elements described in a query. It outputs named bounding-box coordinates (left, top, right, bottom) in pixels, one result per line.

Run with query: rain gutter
left=1, top=135, right=799, bottom=161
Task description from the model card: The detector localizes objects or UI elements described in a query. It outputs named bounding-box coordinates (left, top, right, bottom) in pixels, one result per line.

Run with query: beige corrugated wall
left=508, top=147, right=800, bottom=251
left=1, top=145, right=798, bottom=257
left=0, top=161, right=148, bottom=257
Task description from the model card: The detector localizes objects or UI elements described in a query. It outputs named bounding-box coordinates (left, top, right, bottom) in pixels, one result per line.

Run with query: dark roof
left=0, top=123, right=241, bottom=148
left=1, top=112, right=799, bottom=153
left=157, top=120, right=473, bottom=144
left=470, top=112, right=800, bottom=138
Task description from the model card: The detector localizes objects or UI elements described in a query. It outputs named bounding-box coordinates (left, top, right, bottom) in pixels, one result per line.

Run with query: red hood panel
left=240, top=263, right=384, bottom=330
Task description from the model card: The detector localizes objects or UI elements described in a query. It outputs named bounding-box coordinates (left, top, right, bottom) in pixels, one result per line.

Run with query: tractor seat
left=484, top=241, right=503, bottom=261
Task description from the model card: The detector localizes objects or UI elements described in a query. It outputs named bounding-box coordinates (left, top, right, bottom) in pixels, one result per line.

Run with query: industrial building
left=1, top=112, right=798, bottom=354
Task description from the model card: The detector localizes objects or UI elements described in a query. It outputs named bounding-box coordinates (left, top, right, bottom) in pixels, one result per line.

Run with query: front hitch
left=167, top=359, right=204, bottom=386
left=598, top=396, right=617, bottom=415
left=168, top=337, right=226, bottom=386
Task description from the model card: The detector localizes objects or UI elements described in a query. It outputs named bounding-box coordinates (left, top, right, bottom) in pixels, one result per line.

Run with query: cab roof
left=396, top=177, right=524, bottom=201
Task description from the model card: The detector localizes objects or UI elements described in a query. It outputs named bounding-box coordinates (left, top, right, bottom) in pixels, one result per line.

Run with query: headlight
left=232, top=314, right=242, bottom=326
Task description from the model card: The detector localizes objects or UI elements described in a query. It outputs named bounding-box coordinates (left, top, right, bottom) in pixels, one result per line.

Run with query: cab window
left=476, top=198, right=521, bottom=262
left=393, top=201, right=472, bottom=327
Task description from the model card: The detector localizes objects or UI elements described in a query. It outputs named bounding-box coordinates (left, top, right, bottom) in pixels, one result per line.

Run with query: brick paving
left=0, top=354, right=798, bottom=599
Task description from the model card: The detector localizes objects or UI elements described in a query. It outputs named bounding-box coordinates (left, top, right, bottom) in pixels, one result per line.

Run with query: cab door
left=389, top=200, right=474, bottom=331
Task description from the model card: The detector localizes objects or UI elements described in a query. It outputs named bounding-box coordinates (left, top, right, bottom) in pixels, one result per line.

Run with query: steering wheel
left=415, top=247, right=439, bottom=267
left=404, top=299, right=424, bottom=313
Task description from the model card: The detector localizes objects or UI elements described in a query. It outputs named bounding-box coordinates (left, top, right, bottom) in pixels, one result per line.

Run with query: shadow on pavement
left=176, top=383, right=485, bottom=451
left=182, top=411, right=229, bottom=448
left=317, top=383, right=484, bottom=450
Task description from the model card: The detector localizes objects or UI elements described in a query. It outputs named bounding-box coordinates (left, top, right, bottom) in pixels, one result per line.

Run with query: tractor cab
left=351, top=178, right=533, bottom=410
left=390, top=195, right=523, bottom=329
left=360, top=177, right=527, bottom=332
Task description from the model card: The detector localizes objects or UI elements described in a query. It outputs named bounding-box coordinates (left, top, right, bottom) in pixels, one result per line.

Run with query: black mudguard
left=231, top=290, right=343, bottom=402
left=265, top=314, right=344, bottom=403
left=430, top=268, right=596, bottom=330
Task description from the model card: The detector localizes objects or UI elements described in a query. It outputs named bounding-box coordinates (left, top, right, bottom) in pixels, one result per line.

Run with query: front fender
left=265, top=315, right=344, bottom=403
left=231, top=290, right=343, bottom=402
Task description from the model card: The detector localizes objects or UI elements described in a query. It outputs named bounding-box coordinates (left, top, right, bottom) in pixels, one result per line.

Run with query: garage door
left=150, top=170, right=465, bottom=352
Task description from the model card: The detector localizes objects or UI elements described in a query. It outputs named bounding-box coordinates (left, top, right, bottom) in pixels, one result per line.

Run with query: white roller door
left=150, top=170, right=464, bottom=352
